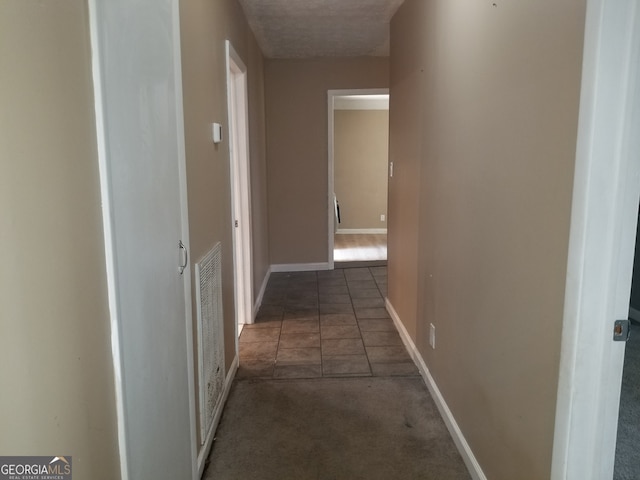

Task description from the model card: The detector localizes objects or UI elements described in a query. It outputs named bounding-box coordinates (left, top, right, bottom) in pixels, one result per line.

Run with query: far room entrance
left=328, top=89, right=389, bottom=266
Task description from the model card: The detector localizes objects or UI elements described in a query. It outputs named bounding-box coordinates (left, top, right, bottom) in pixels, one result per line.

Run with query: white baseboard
left=270, top=262, right=331, bottom=272
left=630, top=307, right=640, bottom=322
left=252, top=266, right=272, bottom=322
left=385, top=299, right=487, bottom=480
left=197, top=355, right=238, bottom=477
left=336, top=228, right=388, bottom=234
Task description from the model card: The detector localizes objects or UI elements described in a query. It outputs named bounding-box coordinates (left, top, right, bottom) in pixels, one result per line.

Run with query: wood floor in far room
left=334, top=233, right=387, bottom=262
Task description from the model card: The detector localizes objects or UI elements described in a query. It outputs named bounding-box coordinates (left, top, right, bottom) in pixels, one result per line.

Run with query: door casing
left=89, top=1, right=197, bottom=478
left=226, top=40, right=254, bottom=338
left=327, top=88, right=389, bottom=268
left=552, top=0, right=640, bottom=478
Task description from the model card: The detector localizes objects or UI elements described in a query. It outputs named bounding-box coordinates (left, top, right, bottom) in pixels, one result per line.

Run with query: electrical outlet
left=429, top=323, right=436, bottom=349
left=380, top=214, right=386, bottom=222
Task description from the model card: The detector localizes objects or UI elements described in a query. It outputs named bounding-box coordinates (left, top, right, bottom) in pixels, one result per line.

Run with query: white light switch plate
left=212, top=123, right=222, bottom=143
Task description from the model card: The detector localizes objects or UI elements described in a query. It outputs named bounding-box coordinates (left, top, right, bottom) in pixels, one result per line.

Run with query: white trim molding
left=197, top=355, right=238, bottom=477
left=253, top=266, right=272, bottom=320
left=336, top=228, right=388, bottom=235
left=551, top=0, right=640, bottom=478
left=334, top=94, right=389, bottom=110
left=226, top=39, right=255, bottom=348
left=385, top=299, right=488, bottom=480
left=270, top=262, right=331, bottom=273
left=88, top=0, right=129, bottom=474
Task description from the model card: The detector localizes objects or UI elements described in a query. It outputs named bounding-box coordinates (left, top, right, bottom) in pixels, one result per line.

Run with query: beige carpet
left=203, top=376, right=471, bottom=480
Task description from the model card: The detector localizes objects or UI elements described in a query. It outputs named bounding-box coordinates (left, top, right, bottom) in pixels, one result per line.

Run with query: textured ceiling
left=238, top=0, right=405, bottom=58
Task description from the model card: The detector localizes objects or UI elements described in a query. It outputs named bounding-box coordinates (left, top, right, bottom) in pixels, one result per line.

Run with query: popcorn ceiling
left=238, top=0, right=405, bottom=58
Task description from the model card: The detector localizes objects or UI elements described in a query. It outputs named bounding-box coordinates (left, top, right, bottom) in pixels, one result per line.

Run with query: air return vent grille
left=195, top=242, right=225, bottom=443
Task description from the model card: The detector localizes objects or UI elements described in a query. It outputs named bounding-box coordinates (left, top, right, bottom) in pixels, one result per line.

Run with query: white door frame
left=173, top=6, right=198, bottom=475
left=226, top=40, right=254, bottom=343
left=88, top=0, right=197, bottom=478
left=327, top=88, right=389, bottom=268
left=551, top=0, right=640, bottom=478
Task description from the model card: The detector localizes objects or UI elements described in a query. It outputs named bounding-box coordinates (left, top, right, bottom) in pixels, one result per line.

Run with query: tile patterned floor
left=238, top=266, right=419, bottom=379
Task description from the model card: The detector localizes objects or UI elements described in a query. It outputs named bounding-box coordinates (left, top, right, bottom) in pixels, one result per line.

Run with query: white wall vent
left=195, top=242, right=225, bottom=444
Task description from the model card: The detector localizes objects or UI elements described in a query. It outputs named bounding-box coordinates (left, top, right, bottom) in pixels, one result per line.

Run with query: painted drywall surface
left=334, top=110, right=389, bottom=231
left=387, top=9, right=425, bottom=340
left=179, top=0, right=268, bottom=447
left=247, top=38, right=271, bottom=298
left=265, top=58, right=389, bottom=264
left=0, top=2, right=120, bottom=478
left=389, top=1, right=586, bottom=479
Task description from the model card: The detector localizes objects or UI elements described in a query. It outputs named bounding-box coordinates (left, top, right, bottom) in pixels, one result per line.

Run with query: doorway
left=226, top=41, right=254, bottom=340
left=550, top=0, right=640, bottom=478
left=328, top=89, right=390, bottom=267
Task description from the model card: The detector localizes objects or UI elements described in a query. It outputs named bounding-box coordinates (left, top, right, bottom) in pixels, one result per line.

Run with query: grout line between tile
left=251, top=267, right=391, bottom=379
left=272, top=295, right=285, bottom=372
left=316, top=270, right=327, bottom=377
left=353, top=272, right=373, bottom=376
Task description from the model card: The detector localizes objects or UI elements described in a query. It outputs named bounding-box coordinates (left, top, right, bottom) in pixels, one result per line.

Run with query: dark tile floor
left=238, top=266, right=420, bottom=379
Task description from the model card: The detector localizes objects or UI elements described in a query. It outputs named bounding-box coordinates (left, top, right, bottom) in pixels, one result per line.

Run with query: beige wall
left=265, top=58, right=389, bottom=265
left=247, top=31, right=270, bottom=298
left=334, top=109, right=389, bottom=231
left=388, top=1, right=586, bottom=479
left=0, top=2, right=120, bottom=479
left=179, top=0, right=268, bottom=447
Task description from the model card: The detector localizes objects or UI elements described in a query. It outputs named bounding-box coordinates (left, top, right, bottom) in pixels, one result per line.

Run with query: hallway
left=205, top=267, right=471, bottom=478
left=6, top=1, right=635, bottom=479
